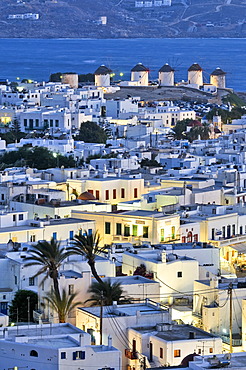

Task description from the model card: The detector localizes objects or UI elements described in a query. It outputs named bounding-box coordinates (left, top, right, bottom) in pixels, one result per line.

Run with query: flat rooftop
left=190, top=352, right=246, bottom=368
left=103, top=275, right=160, bottom=285
left=0, top=323, right=84, bottom=342
left=27, top=336, right=79, bottom=349
left=133, top=324, right=218, bottom=341
left=78, top=302, right=168, bottom=318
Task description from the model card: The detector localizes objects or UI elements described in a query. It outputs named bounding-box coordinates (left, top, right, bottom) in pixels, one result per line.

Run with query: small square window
left=68, top=284, right=74, bottom=295
left=177, top=271, right=182, bottom=278
left=19, top=214, right=24, bottom=221
left=209, top=348, right=213, bottom=353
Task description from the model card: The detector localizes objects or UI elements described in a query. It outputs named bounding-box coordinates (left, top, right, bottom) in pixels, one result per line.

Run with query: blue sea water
left=0, top=38, right=245, bottom=91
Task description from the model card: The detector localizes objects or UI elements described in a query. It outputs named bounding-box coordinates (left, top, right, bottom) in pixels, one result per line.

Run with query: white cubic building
left=0, top=323, right=121, bottom=370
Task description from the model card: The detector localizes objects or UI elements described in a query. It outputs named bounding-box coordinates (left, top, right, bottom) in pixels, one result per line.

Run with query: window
left=73, top=351, right=85, bottom=360
left=232, top=224, right=236, bottom=236
left=160, top=347, right=163, bottom=359
left=116, top=223, right=122, bottom=235
left=50, top=119, right=53, bottom=127
left=177, top=271, right=182, bottom=278
left=124, top=225, right=130, bottom=237
left=69, top=284, right=74, bottom=295
left=1, top=194, right=4, bottom=200
left=121, top=188, right=125, bottom=198
left=209, top=348, right=213, bottom=353
left=13, top=214, right=16, bottom=222
left=30, top=235, right=36, bottom=243
left=171, top=226, right=175, bottom=239
left=96, top=190, right=100, bottom=200
left=69, top=230, right=74, bottom=240
left=88, top=189, right=94, bottom=196
left=143, top=226, right=149, bottom=238
left=105, top=222, right=111, bottom=234
left=105, top=190, right=109, bottom=200
left=19, top=214, right=24, bottom=221
left=55, top=119, right=59, bottom=127
left=15, top=276, right=17, bottom=284
left=132, top=225, right=138, bottom=237
left=134, top=188, right=138, bottom=198
left=35, top=119, right=39, bottom=127
left=29, top=277, right=35, bottom=286
left=61, top=352, right=66, bottom=359
left=113, top=189, right=117, bottom=199
left=174, top=349, right=181, bottom=357
left=160, top=229, right=164, bottom=242
left=30, top=350, right=38, bottom=357
left=53, top=232, right=57, bottom=240
left=24, top=119, right=27, bottom=127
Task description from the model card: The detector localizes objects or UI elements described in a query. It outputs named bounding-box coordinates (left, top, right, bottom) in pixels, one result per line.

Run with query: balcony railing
left=209, top=234, right=246, bottom=248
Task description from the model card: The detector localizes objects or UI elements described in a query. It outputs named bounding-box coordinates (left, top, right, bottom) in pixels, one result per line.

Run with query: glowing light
left=119, top=73, right=124, bottom=77
left=16, top=77, right=20, bottom=80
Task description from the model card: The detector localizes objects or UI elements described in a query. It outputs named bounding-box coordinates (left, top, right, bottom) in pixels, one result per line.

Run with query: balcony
left=209, top=234, right=246, bottom=248
left=125, top=349, right=138, bottom=360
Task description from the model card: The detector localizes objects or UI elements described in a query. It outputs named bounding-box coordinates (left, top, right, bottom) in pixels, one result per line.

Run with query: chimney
left=79, top=333, right=84, bottom=346
left=108, top=335, right=112, bottom=348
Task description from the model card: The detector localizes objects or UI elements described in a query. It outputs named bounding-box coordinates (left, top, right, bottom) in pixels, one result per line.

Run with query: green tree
left=78, top=73, right=94, bottom=83
left=171, top=119, right=193, bottom=140
left=71, top=231, right=107, bottom=283
left=49, top=72, right=62, bottom=82
left=75, top=121, right=108, bottom=143
left=25, top=238, right=73, bottom=300
left=0, top=146, right=76, bottom=170
left=9, top=290, right=38, bottom=322
left=85, top=279, right=129, bottom=306
left=44, top=288, right=81, bottom=323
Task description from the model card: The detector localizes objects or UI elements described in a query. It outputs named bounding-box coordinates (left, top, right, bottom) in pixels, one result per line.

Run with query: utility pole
left=27, top=296, right=30, bottom=328
left=16, top=308, right=19, bottom=336
left=100, top=292, right=104, bottom=345
left=228, top=283, right=233, bottom=353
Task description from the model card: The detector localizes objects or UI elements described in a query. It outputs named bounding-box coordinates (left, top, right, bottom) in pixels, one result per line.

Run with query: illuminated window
left=209, top=348, right=213, bottom=353
left=174, top=349, right=181, bottom=357
left=132, top=225, right=138, bottom=237
left=134, top=188, right=138, bottom=198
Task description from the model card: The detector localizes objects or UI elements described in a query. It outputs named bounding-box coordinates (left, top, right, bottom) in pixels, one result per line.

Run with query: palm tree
left=25, top=238, right=73, bottom=300
left=44, top=288, right=81, bottom=323
left=71, top=231, right=107, bottom=283
left=85, top=279, right=130, bottom=306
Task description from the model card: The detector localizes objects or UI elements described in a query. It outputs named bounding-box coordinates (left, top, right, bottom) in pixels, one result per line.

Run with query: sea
left=0, top=38, right=245, bottom=91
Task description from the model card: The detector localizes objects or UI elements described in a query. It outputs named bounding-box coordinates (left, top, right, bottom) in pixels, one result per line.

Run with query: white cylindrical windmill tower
left=131, top=63, right=149, bottom=86
left=158, top=63, right=175, bottom=86
left=188, top=63, right=203, bottom=86
left=61, top=73, right=79, bottom=89
left=210, top=67, right=226, bottom=88
left=94, top=65, right=112, bottom=87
